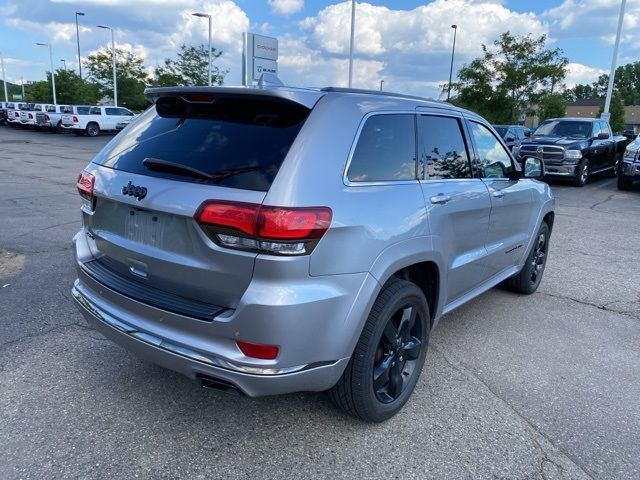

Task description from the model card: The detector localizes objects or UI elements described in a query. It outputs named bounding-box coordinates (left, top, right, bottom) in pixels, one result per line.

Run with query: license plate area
left=124, top=208, right=168, bottom=247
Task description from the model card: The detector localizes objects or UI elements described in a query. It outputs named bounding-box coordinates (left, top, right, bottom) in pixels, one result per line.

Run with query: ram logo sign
left=243, top=33, right=279, bottom=84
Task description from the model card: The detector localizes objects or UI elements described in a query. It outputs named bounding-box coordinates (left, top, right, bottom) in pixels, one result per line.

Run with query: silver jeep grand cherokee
left=72, top=83, right=555, bottom=422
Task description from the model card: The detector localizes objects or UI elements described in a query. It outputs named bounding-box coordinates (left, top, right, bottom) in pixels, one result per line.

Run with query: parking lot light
left=192, top=12, right=212, bottom=86
left=447, top=25, right=458, bottom=101
left=0, top=52, right=8, bottom=102
left=75, top=12, right=85, bottom=79
left=97, top=25, right=117, bottom=107
left=36, top=42, right=57, bottom=105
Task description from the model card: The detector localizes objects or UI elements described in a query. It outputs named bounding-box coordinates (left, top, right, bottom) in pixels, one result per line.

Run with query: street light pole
left=192, top=12, right=212, bottom=86
left=97, top=25, right=117, bottom=106
left=36, top=42, right=57, bottom=104
left=348, top=0, right=356, bottom=88
left=447, top=24, right=458, bottom=101
left=380, top=79, right=384, bottom=91
left=603, top=0, right=626, bottom=117
left=75, top=12, right=85, bottom=79
left=0, top=52, right=8, bottom=102
left=61, top=59, right=66, bottom=70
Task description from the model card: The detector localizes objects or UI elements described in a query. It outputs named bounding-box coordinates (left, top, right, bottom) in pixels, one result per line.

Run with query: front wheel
left=617, top=174, right=633, bottom=191
left=505, top=222, right=550, bottom=294
left=329, top=279, right=430, bottom=422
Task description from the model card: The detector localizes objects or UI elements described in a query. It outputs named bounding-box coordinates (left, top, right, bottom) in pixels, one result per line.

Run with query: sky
left=0, top=0, right=638, bottom=99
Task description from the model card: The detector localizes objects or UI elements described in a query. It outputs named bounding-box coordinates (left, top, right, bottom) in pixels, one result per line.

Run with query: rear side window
left=105, top=108, right=119, bottom=115
left=418, top=115, right=470, bottom=180
left=347, top=114, right=416, bottom=183
left=89, top=107, right=102, bottom=115
left=77, top=107, right=91, bottom=114
left=93, top=96, right=311, bottom=192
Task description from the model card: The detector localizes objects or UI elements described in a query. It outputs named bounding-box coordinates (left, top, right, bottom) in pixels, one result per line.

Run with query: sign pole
left=603, top=0, right=626, bottom=117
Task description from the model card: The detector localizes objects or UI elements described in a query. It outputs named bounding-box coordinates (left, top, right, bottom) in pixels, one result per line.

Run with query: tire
left=55, top=120, right=64, bottom=134
left=617, top=174, right=633, bottom=191
left=329, top=279, right=430, bottom=422
left=86, top=123, right=100, bottom=137
left=572, top=160, right=589, bottom=187
left=608, top=154, right=622, bottom=178
left=504, top=222, right=550, bottom=294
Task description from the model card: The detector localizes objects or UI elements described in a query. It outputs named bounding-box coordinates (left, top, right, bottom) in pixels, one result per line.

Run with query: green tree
left=25, top=69, right=101, bottom=104
left=563, top=83, right=598, bottom=102
left=537, top=93, right=567, bottom=121
left=153, top=44, right=227, bottom=87
left=451, top=32, right=568, bottom=123
left=85, top=48, right=149, bottom=110
left=598, top=93, right=626, bottom=133
left=565, top=61, right=640, bottom=105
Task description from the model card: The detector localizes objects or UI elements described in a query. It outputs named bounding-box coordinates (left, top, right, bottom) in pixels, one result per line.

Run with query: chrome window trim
left=343, top=110, right=420, bottom=187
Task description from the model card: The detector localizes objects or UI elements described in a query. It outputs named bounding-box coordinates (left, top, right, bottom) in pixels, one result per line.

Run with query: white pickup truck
left=61, top=105, right=135, bottom=136
left=19, top=104, right=46, bottom=128
left=36, top=104, right=71, bottom=133
left=6, top=102, right=26, bottom=126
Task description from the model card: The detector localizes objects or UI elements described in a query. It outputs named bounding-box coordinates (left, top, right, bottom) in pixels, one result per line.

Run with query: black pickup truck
left=514, top=117, right=627, bottom=187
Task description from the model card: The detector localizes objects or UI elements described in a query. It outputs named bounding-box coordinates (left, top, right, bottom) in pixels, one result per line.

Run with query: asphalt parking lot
left=1, top=126, right=639, bottom=480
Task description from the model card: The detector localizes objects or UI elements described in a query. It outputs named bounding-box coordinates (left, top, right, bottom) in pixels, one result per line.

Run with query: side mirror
left=524, top=130, right=531, bottom=137
left=505, top=135, right=516, bottom=142
left=597, top=132, right=609, bottom=140
left=522, top=156, right=544, bottom=180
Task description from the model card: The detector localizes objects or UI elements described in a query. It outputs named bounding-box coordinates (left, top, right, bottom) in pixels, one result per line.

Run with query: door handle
left=491, top=190, right=505, bottom=198
left=430, top=194, right=451, bottom=205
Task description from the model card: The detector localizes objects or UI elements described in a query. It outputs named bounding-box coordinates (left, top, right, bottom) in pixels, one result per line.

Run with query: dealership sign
left=243, top=33, right=279, bottom=84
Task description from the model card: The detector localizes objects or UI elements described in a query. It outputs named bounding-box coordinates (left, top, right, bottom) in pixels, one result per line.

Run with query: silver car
left=72, top=84, right=555, bottom=422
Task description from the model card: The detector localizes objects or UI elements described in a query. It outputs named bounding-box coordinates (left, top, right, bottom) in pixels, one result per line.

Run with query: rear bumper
left=72, top=280, right=349, bottom=396
left=72, top=229, right=379, bottom=396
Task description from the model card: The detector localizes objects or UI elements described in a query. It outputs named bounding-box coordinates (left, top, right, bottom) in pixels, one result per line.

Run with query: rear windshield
left=92, top=95, right=311, bottom=192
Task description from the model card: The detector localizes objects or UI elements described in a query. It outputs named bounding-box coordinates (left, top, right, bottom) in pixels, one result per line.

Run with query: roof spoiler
left=144, top=83, right=324, bottom=110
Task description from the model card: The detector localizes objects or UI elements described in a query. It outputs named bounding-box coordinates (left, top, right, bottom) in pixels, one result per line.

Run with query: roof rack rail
left=320, top=87, right=437, bottom=103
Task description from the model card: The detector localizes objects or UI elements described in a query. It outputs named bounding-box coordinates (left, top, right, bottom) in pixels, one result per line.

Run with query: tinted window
left=419, top=115, right=470, bottom=180
left=89, top=107, right=102, bottom=115
left=493, top=126, right=507, bottom=137
left=347, top=114, right=416, bottom=182
left=118, top=108, right=134, bottom=116
left=469, top=121, right=513, bottom=179
left=46, top=105, right=56, bottom=112
left=77, top=107, right=91, bottom=115
left=105, top=108, right=119, bottom=115
left=93, top=97, right=310, bottom=192
left=600, top=121, right=612, bottom=137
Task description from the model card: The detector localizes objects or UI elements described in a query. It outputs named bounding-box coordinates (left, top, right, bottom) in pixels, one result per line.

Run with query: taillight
left=72, top=115, right=78, bottom=123
left=76, top=171, right=95, bottom=208
left=44, top=114, right=50, bottom=121
left=195, top=201, right=332, bottom=255
left=28, top=113, right=33, bottom=119
left=14, top=112, right=18, bottom=117
left=236, top=340, right=279, bottom=360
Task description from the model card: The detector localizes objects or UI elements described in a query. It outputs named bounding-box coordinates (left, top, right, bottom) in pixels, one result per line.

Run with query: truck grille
left=519, top=145, right=565, bottom=164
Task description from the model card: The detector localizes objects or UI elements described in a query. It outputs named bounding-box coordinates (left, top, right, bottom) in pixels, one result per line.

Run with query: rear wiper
left=209, top=166, right=261, bottom=181
left=142, top=157, right=215, bottom=180
left=142, top=158, right=261, bottom=183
